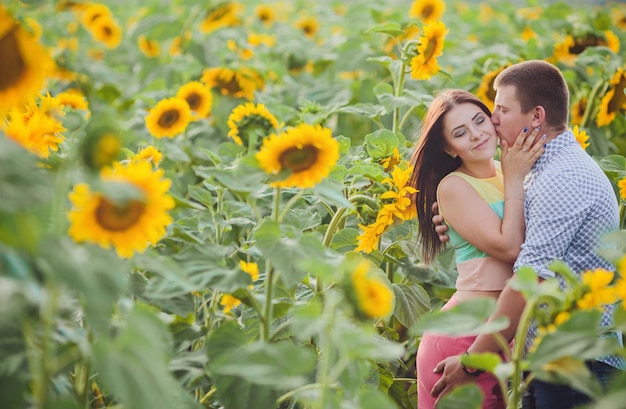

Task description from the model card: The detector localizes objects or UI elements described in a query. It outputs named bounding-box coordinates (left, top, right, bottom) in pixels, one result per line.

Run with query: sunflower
left=56, top=89, right=89, bottom=111
left=67, top=161, right=175, bottom=258
left=220, top=294, right=241, bottom=314
left=410, top=20, right=448, bottom=81
left=553, top=31, right=620, bottom=65
left=354, top=217, right=388, bottom=254
left=201, top=66, right=263, bottom=100
left=295, top=16, right=319, bottom=39
left=145, top=97, right=192, bottom=138
left=603, top=31, right=618, bottom=53
left=200, top=2, right=242, bottom=34
left=2, top=98, right=66, bottom=158
left=0, top=7, right=55, bottom=114
left=227, top=102, right=280, bottom=146
left=138, top=35, right=160, bottom=57
left=176, top=81, right=212, bottom=119
left=78, top=3, right=111, bottom=27
left=256, top=123, right=339, bottom=189
left=476, top=64, right=509, bottom=111
left=409, top=0, right=445, bottom=25
left=597, top=68, right=626, bottom=127
left=255, top=4, right=275, bottom=27
left=552, top=34, right=576, bottom=64
left=239, top=260, right=259, bottom=289
left=248, top=33, right=276, bottom=48
left=351, top=260, right=394, bottom=319
left=88, top=15, right=122, bottom=49
left=380, top=164, right=418, bottom=221
left=576, top=269, right=618, bottom=310
left=521, top=26, right=537, bottom=41
left=380, top=147, right=401, bottom=172
left=132, top=145, right=163, bottom=166
left=571, top=125, right=590, bottom=150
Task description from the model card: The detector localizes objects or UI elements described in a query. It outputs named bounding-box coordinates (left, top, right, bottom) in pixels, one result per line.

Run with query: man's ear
left=531, top=105, right=546, bottom=128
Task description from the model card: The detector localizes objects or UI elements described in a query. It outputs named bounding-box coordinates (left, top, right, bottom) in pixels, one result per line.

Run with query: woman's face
left=442, top=103, right=497, bottom=163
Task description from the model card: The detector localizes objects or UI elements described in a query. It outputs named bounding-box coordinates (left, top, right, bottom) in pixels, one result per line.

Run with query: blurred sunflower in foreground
left=0, top=6, right=55, bottom=114
left=67, top=161, right=175, bottom=258
left=350, top=260, right=394, bottom=320
left=2, top=94, right=66, bottom=158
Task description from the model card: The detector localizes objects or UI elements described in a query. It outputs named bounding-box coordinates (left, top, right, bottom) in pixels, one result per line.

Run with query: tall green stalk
left=262, top=187, right=281, bottom=341
left=508, top=298, right=537, bottom=409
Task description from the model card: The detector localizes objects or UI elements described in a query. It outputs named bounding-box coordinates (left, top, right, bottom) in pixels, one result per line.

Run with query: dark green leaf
left=392, top=283, right=430, bottom=329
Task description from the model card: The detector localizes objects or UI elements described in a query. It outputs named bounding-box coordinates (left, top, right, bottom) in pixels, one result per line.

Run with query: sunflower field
left=2, top=0, right=626, bottom=408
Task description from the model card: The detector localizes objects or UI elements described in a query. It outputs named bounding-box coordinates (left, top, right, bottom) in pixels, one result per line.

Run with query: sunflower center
left=185, top=92, right=201, bottom=110
left=96, top=197, right=146, bottom=231
left=279, top=145, right=318, bottom=172
left=218, top=76, right=242, bottom=94
left=422, top=5, right=434, bottom=19
left=207, top=4, right=230, bottom=22
left=424, top=36, right=441, bottom=61
left=575, top=99, right=587, bottom=118
left=158, top=109, right=180, bottom=128
left=570, top=35, right=600, bottom=54
left=0, top=27, right=25, bottom=91
left=101, top=25, right=112, bottom=39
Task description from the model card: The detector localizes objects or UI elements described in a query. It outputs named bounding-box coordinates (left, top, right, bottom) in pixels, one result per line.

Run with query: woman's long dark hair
left=408, top=89, right=491, bottom=264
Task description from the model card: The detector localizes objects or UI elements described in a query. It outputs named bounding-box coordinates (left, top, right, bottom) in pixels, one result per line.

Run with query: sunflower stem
left=392, top=59, right=408, bottom=134
left=26, top=283, right=58, bottom=409
left=262, top=262, right=274, bottom=342
left=315, top=294, right=338, bottom=409
left=580, top=78, right=607, bottom=129
left=508, top=296, right=537, bottom=409
left=216, top=187, right=224, bottom=244
left=278, top=190, right=305, bottom=222
left=262, top=187, right=282, bottom=341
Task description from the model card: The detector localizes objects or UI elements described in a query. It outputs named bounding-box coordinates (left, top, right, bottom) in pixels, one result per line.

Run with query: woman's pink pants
left=416, top=295, right=507, bottom=409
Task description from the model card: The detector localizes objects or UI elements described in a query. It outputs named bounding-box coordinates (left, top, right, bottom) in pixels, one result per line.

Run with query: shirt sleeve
left=514, top=171, right=591, bottom=279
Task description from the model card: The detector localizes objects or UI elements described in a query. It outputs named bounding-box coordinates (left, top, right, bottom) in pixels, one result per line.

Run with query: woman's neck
left=456, top=160, right=496, bottom=179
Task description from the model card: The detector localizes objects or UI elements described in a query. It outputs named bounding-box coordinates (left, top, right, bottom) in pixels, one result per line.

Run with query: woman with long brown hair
left=409, top=89, right=544, bottom=408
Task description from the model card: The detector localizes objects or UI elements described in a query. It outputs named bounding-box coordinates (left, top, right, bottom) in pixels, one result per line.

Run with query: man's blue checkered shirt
left=514, top=129, right=625, bottom=370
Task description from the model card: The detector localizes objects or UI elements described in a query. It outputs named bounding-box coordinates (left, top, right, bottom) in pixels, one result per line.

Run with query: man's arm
left=430, top=283, right=527, bottom=399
